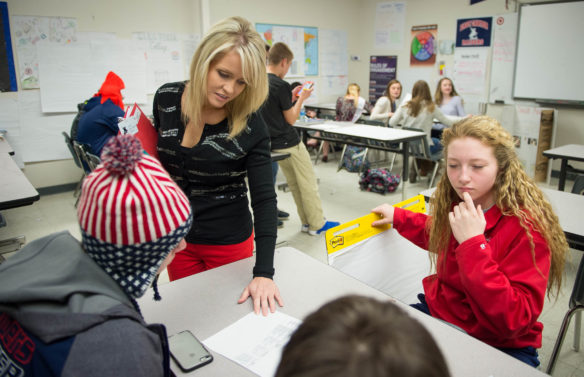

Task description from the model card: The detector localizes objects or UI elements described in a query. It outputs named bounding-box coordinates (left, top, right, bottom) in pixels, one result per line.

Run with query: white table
left=0, top=139, right=39, bottom=211
left=138, top=247, right=548, bottom=377
left=294, top=120, right=426, bottom=199
left=420, top=187, right=584, bottom=251
left=543, top=144, right=584, bottom=191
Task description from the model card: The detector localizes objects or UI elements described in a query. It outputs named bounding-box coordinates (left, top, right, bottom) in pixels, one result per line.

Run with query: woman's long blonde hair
left=182, top=16, right=268, bottom=138
left=406, top=80, right=435, bottom=117
left=427, top=116, right=568, bottom=297
left=345, top=83, right=361, bottom=107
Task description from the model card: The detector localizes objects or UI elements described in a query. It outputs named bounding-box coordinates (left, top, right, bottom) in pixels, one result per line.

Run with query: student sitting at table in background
left=369, top=79, right=402, bottom=126
left=325, top=83, right=373, bottom=163
left=389, top=80, right=465, bottom=181
left=76, top=71, right=125, bottom=158
left=153, top=16, right=282, bottom=316
left=0, top=134, right=193, bottom=377
left=261, top=42, right=340, bottom=236
left=433, top=77, right=466, bottom=139
left=371, top=116, right=569, bottom=368
left=275, top=295, right=451, bottom=377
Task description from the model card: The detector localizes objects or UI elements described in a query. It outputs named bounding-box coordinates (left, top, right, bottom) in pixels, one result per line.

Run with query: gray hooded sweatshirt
left=0, top=231, right=170, bottom=377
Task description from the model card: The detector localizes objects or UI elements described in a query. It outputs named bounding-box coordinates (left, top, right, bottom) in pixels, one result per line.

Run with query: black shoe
left=277, top=209, right=290, bottom=219
left=278, top=220, right=284, bottom=227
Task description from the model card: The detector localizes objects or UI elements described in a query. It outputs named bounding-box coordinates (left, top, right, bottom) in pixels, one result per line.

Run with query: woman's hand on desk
left=238, top=277, right=284, bottom=316
left=371, top=203, right=395, bottom=226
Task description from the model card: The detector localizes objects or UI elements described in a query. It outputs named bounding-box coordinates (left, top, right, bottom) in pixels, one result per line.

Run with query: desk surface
left=0, top=137, right=14, bottom=156
left=543, top=144, right=584, bottom=161
left=138, top=247, right=546, bottom=377
left=420, top=187, right=584, bottom=246
left=0, top=141, right=39, bottom=211
left=294, top=120, right=425, bottom=143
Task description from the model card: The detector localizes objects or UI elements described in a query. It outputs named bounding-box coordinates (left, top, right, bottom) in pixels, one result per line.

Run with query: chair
left=546, top=178, right=584, bottom=374
left=572, top=174, right=584, bottom=195
left=85, top=152, right=101, bottom=171
left=546, top=255, right=584, bottom=374
left=62, top=131, right=86, bottom=198
left=402, top=127, right=442, bottom=188
left=312, top=114, right=339, bottom=164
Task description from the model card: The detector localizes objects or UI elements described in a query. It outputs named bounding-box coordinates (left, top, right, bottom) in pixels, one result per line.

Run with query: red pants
left=167, top=233, right=254, bottom=281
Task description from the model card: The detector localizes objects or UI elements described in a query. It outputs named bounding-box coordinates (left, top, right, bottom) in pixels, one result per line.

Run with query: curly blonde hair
left=427, top=116, right=568, bottom=297
left=182, top=16, right=268, bottom=138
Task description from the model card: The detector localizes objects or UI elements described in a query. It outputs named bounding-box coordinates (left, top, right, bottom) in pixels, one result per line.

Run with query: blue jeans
left=272, top=161, right=278, bottom=186
left=410, top=294, right=540, bottom=368
left=430, top=137, right=443, bottom=155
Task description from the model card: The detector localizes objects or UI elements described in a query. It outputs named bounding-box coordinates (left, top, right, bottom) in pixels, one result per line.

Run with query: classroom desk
left=138, top=247, right=547, bottom=377
left=0, top=138, right=39, bottom=260
left=0, top=136, right=15, bottom=156
left=294, top=120, right=426, bottom=199
left=304, top=102, right=370, bottom=119
left=543, top=144, right=584, bottom=191
left=420, top=187, right=584, bottom=251
left=0, top=139, right=39, bottom=211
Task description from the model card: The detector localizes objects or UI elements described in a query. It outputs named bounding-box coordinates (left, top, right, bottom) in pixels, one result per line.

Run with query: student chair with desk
left=546, top=177, right=584, bottom=374
left=403, top=127, right=442, bottom=188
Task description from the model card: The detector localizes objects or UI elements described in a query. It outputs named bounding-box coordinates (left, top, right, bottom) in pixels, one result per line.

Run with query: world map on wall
left=256, top=23, right=318, bottom=76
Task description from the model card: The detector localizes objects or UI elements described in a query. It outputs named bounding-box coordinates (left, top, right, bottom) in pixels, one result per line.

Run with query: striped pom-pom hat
left=77, top=134, right=192, bottom=300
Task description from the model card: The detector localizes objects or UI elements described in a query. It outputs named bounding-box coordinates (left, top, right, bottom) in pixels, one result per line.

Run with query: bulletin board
left=256, top=23, right=318, bottom=76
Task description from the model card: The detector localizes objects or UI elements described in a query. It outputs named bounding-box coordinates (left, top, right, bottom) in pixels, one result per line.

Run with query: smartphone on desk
left=168, top=330, right=213, bottom=372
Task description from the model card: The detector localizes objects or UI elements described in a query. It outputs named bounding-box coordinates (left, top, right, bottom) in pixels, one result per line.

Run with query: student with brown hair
left=275, top=295, right=451, bottom=377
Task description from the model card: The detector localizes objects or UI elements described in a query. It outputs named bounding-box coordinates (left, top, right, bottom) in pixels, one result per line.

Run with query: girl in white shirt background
left=369, top=79, right=402, bottom=126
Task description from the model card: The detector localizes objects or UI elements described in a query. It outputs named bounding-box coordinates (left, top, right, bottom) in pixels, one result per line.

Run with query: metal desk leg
left=402, top=141, right=410, bottom=201
left=559, top=159, right=568, bottom=191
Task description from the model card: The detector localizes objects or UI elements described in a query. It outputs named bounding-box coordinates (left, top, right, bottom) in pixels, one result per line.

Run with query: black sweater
left=153, top=82, right=277, bottom=278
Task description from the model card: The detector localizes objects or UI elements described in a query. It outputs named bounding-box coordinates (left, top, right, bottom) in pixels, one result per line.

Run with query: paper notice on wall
left=453, top=47, right=488, bottom=96
left=374, top=2, right=406, bottom=50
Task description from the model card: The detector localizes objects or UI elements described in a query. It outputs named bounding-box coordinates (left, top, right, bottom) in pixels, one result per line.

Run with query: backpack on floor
left=340, top=146, right=370, bottom=172
left=359, top=168, right=401, bottom=194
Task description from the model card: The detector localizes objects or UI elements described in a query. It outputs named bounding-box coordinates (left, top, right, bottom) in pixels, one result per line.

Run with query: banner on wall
left=410, top=25, right=436, bottom=66
left=0, top=2, right=17, bottom=92
left=369, top=56, right=397, bottom=103
left=456, top=17, right=492, bottom=47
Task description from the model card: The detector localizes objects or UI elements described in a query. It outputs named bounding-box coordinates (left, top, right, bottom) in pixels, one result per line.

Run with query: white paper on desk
left=204, top=311, right=301, bottom=377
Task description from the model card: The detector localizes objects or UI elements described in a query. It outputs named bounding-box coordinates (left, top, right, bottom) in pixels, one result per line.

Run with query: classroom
left=1, top=0, right=583, bottom=376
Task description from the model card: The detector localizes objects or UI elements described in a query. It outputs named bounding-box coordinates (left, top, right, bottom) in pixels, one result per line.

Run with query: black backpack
left=70, top=100, right=89, bottom=141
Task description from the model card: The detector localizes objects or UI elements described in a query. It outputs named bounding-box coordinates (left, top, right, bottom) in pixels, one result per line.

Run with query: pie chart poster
left=410, top=24, right=437, bottom=66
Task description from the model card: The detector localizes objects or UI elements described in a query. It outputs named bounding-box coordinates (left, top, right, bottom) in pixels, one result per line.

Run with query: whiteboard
left=513, top=1, right=584, bottom=104
left=489, top=13, right=517, bottom=104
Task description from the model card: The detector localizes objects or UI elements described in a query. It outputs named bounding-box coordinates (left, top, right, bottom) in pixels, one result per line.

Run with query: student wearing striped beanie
left=0, top=134, right=192, bottom=377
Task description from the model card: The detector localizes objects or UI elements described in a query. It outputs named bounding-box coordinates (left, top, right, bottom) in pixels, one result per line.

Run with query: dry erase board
left=513, top=1, right=584, bottom=105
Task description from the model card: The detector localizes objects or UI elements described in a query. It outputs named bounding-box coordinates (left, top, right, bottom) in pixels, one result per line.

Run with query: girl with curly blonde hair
left=371, top=116, right=568, bottom=367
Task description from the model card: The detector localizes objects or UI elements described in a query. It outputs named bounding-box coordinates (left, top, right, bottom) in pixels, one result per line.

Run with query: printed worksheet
left=203, top=311, right=301, bottom=377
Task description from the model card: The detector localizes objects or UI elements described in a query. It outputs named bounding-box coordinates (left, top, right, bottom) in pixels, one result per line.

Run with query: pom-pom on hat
left=77, top=134, right=192, bottom=300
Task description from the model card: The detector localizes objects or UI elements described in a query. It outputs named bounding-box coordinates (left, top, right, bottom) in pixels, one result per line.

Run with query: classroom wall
left=4, top=0, right=582, bottom=188
left=2, top=0, right=202, bottom=188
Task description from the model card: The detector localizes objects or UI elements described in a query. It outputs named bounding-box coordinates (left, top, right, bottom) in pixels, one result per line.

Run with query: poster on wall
left=12, top=15, right=77, bottom=89
left=0, top=2, right=17, bottom=92
left=369, top=56, right=397, bottom=103
left=374, top=2, right=406, bottom=50
left=456, top=17, right=492, bottom=47
left=256, top=23, right=318, bottom=76
left=410, top=25, right=436, bottom=66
